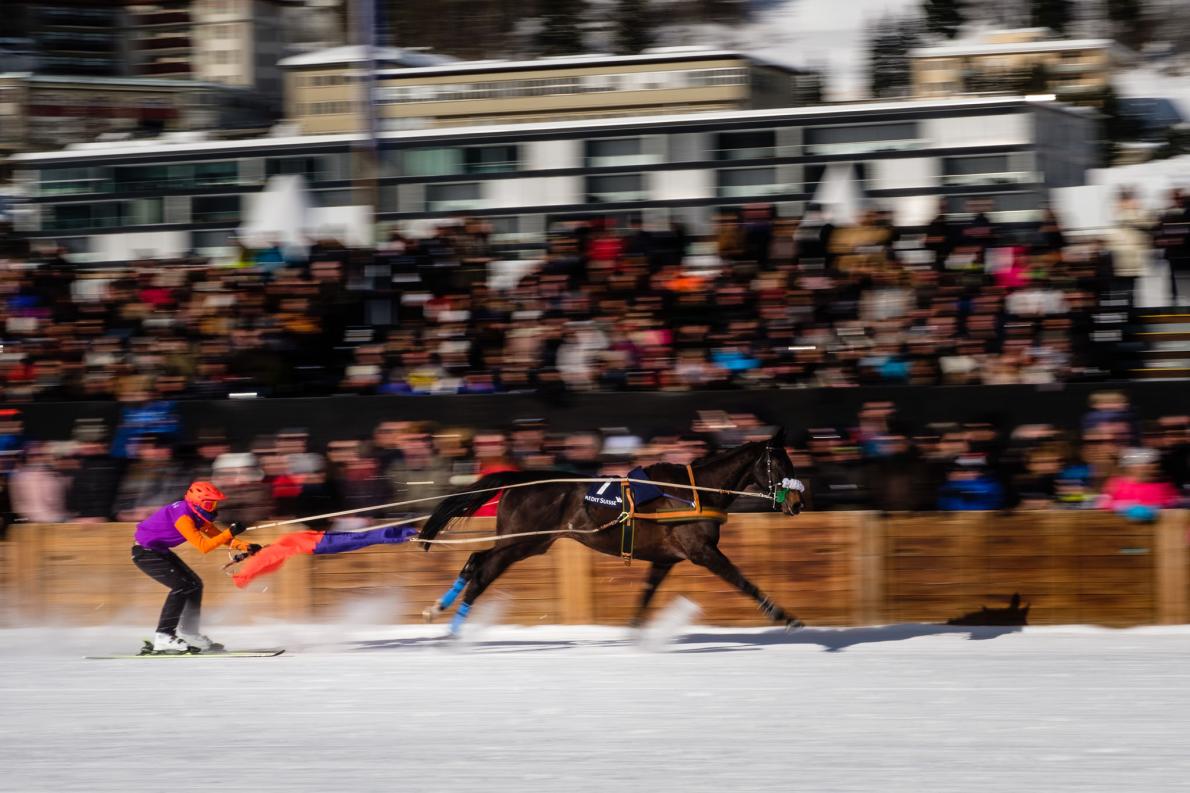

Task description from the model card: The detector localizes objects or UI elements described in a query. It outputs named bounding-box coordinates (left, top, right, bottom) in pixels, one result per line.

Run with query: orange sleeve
left=174, top=514, right=241, bottom=554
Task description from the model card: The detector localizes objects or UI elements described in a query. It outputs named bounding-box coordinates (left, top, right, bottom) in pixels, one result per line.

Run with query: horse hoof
left=422, top=604, right=443, bottom=623
left=785, top=618, right=804, bottom=632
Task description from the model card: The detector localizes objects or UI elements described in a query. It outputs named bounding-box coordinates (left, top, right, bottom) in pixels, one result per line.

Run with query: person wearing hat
left=1100, top=448, right=1180, bottom=522
left=131, top=481, right=257, bottom=654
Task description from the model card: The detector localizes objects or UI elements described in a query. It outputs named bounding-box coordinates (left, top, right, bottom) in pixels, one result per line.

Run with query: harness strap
left=626, top=464, right=729, bottom=524
left=620, top=482, right=637, bottom=565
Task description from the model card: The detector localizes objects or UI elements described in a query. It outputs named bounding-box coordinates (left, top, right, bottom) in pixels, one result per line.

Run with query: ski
left=86, top=648, right=284, bottom=660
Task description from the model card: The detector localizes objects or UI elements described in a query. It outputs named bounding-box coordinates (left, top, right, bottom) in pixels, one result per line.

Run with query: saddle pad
left=583, top=467, right=689, bottom=509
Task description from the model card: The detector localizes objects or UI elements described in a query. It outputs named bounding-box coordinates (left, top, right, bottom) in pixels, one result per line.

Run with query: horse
left=418, top=428, right=806, bottom=635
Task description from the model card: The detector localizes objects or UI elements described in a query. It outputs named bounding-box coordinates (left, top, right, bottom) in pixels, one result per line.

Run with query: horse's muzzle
left=780, top=495, right=803, bottom=516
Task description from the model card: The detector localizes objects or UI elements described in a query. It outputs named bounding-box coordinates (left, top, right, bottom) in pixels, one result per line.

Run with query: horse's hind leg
left=689, top=546, right=803, bottom=629
left=448, top=539, right=553, bottom=635
left=628, top=563, right=674, bottom=628
left=423, top=550, right=487, bottom=623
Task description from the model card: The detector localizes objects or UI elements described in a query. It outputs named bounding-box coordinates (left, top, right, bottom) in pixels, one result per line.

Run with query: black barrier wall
left=11, top=380, right=1190, bottom=448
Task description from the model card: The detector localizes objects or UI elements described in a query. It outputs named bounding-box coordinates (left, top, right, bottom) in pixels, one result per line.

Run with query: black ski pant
left=131, top=545, right=203, bottom=636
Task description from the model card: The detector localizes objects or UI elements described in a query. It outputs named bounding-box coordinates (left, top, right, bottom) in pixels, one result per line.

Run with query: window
left=193, top=229, right=236, bottom=251
left=128, top=197, right=164, bottom=225
left=717, top=167, right=791, bottom=198
left=403, top=147, right=462, bottom=176
left=715, top=130, right=776, bottom=161
left=312, top=189, right=353, bottom=207
left=401, top=145, right=517, bottom=176
left=426, top=182, right=483, bottom=212
left=39, top=167, right=108, bottom=196
left=804, top=123, right=919, bottom=155
left=48, top=201, right=123, bottom=231
left=585, top=138, right=658, bottom=168
left=945, top=192, right=1040, bottom=221
left=586, top=174, right=646, bottom=203
left=192, top=195, right=241, bottom=223
left=942, top=154, right=1034, bottom=186
left=112, top=161, right=238, bottom=192
left=464, top=145, right=518, bottom=174
left=268, top=156, right=326, bottom=181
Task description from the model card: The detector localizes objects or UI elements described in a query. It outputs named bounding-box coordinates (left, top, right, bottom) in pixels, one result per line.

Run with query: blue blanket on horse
left=583, top=467, right=691, bottom=510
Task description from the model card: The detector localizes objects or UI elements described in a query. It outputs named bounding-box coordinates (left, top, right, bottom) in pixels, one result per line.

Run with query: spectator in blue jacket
left=938, top=456, right=1004, bottom=511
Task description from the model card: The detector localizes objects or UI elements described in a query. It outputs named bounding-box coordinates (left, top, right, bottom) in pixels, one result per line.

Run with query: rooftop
left=911, top=38, right=1120, bottom=59
left=10, top=94, right=1070, bottom=163
left=279, top=45, right=455, bottom=69
left=375, top=49, right=808, bottom=79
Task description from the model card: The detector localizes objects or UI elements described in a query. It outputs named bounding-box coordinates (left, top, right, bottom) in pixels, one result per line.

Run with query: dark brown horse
left=418, top=428, right=805, bottom=635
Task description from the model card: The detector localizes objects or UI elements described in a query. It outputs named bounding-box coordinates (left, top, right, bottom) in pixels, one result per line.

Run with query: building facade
left=3, top=0, right=128, bottom=78
left=11, top=96, right=1095, bottom=261
left=282, top=49, right=823, bottom=136
left=911, top=28, right=1127, bottom=104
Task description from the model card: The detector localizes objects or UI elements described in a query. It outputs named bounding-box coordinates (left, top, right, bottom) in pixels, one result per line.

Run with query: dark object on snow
left=946, top=593, right=1030, bottom=626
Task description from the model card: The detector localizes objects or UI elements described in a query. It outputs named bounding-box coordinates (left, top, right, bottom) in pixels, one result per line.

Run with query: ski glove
left=229, top=521, right=248, bottom=537
left=246, top=543, right=263, bottom=554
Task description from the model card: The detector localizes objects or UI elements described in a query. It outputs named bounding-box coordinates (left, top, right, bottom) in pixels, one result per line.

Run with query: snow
left=1115, top=66, right=1190, bottom=121
left=659, top=0, right=925, bottom=101
left=3, top=622, right=1190, bottom=792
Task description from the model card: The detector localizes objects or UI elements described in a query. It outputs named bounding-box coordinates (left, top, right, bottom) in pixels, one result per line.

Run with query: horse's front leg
left=689, top=546, right=803, bottom=629
left=628, top=563, right=674, bottom=628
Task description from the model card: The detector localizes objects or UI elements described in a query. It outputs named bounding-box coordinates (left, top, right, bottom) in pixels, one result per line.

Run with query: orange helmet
left=185, top=481, right=226, bottom=519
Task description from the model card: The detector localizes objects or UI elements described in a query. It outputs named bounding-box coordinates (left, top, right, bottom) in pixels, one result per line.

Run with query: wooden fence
left=1, top=510, right=1187, bottom=628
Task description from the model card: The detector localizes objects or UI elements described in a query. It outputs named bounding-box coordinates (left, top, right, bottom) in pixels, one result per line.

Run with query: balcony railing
left=141, top=61, right=191, bottom=76
left=191, top=210, right=240, bottom=223
left=585, top=154, right=663, bottom=168
left=138, top=12, right=191, bottom=26
left=941, top=171, right=1037, bottom=187
left=426, top=199, right=486, bottom=212
left=585, top=190, right=648, bottom=203
left=141, top=36, right=191, bottom=51
left=716, top=184, right=799, bottom=198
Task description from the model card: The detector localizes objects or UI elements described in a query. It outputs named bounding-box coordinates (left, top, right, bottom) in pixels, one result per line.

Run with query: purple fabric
left=312, top=526, right=417, bottom=555
left=134, top=501, right=200, bottom=551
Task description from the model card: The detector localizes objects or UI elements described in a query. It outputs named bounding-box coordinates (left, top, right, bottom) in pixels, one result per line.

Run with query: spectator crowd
left=0, top=392, right=1185, bottom=536
left=0, top=191, right=1188, bottom=532
left=2, top=188, right=1189, bottom=406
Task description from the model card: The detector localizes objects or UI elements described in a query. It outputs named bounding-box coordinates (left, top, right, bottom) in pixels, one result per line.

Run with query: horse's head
left=752, top=427, right=805, bottom=516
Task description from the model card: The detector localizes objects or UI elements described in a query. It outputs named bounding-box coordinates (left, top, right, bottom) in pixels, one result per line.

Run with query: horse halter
left=764, top=442, right=805, bottom=509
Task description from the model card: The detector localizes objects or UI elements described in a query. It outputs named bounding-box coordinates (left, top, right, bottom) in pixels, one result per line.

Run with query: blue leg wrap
left=449, top=602, right=471, bottom=635
left=438, top=576, right=466, bottom=609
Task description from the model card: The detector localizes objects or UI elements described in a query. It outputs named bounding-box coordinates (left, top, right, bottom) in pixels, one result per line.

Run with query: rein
left=247, top=475, right=778, bottom=533
left=238, top=460, right=804, bottom=553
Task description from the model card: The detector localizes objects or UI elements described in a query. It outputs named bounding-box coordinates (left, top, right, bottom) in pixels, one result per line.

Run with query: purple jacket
left=134, top=501, right=203, bottom=551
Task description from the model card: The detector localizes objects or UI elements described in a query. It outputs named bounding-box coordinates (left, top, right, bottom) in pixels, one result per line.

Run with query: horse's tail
left=420, top=470, right=560, bottom=551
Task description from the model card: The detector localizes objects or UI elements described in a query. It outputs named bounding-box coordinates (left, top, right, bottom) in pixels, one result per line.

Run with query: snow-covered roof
left=911, top=39, right=1118, bottom=59
left=279, top=45, right=454, bottom=69
left=10, top=94, right=1067, bottom=163
left=374, top=49, right=803, bottom=79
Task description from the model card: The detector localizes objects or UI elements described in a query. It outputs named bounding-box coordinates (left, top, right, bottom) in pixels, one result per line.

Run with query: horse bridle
left=764, top=442, right=805, bottom=510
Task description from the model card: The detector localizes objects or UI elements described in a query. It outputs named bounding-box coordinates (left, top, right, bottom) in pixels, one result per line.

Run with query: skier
left=131, top=481, right=258, bottom=654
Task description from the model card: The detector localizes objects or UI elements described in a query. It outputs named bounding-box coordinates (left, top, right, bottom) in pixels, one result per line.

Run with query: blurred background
left=0, top=0, right=1187, bottom=581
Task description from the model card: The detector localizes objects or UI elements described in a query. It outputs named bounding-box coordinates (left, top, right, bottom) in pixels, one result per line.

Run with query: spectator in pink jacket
left=1100, top=448, right=1180, bottom=521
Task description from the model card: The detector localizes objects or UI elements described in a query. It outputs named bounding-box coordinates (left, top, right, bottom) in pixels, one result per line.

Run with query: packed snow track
left=2, top=623, right=1188, bottom=792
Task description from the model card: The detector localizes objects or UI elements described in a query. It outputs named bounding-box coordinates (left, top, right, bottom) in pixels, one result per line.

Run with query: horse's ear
left=769, top=426, right=785, bottom=446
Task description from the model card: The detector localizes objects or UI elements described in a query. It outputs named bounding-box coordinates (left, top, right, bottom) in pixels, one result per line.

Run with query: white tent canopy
left=237, top=174, right=314, bottom=250
left=811, top=162, right=863, bottom=225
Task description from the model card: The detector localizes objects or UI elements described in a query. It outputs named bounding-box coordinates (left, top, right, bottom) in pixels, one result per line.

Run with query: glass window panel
left=426, top=182, right=482, bottom=211
left=586, top=174, right=645, bottom=202
left=192, top=195, right=241, bottom=222
left=715, top=130, right=775, bottom=160
left=464, top=145, right=518, bottom=174
left=403, top=147, right=463, bottom=177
